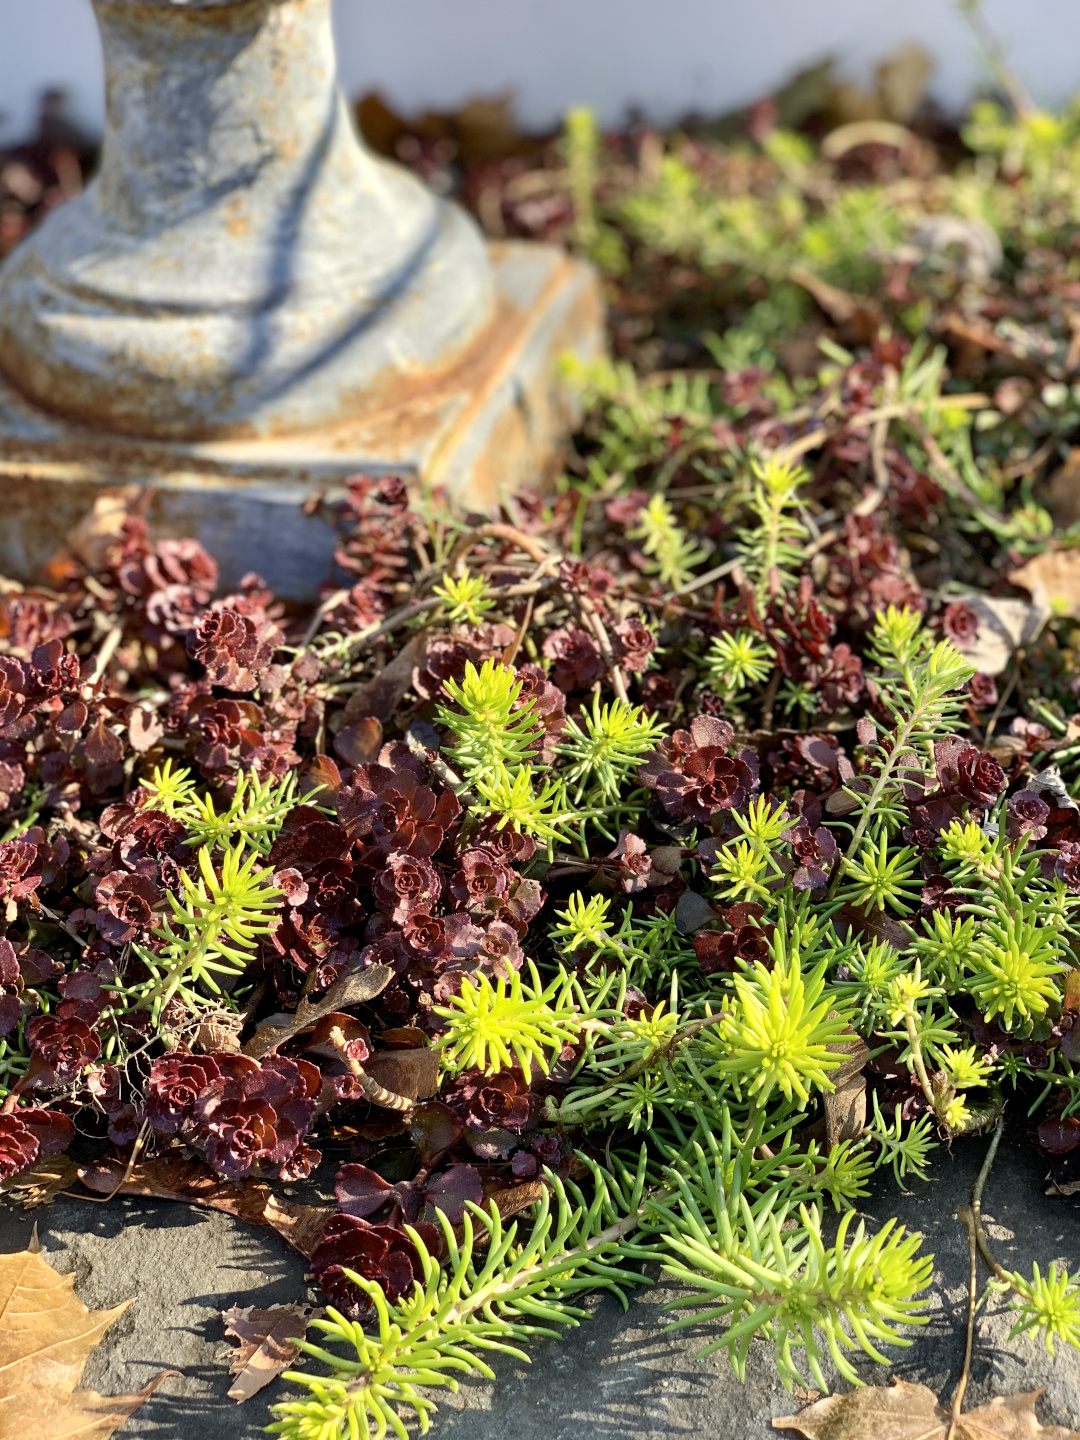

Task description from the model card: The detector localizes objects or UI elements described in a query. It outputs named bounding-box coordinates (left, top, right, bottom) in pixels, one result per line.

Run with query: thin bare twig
left=86, top=626, right=123, bottom=687
left=576, top=592, right=630, bottom=704
left=947, top=1116, right=1006, bottom=1434
left=951, top=1205, right=980, bottom=1437
left=297, top=588, right=349, bottom=650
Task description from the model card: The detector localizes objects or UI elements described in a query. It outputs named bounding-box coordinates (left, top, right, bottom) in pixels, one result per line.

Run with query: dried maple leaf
left=0, top=1229, right=170, bottom=1438
left=773, top=1379, right=1080, bottom=1440
left=222, top=1303, right=317, bottom=1403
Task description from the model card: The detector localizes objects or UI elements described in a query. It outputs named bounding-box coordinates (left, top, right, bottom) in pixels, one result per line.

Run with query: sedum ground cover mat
left=3, top=42, right=1080, bottom=1440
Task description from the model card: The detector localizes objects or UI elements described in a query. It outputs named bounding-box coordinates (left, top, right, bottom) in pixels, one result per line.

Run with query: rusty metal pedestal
left=0, top=0, right=603, bottom=596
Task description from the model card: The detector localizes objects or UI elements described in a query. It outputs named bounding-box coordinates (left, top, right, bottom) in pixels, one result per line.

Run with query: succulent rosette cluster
left=146, top=1052, right=322, bottom=1180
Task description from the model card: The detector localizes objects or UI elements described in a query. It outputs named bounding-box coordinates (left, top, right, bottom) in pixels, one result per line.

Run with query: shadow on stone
left=0, top=1119, right=1077, bottom=1438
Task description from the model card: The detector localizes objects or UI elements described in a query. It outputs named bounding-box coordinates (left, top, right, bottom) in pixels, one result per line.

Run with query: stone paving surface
left=1, top=1121, right=1078, bottom=1439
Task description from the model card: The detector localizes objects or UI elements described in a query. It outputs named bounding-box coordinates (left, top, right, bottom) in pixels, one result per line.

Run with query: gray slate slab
left=1, top=1123, right=1078, bottom=1438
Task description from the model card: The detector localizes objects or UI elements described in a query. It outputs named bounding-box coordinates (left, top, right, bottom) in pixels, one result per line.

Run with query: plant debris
left=0, top=1230, right=170, bottom=1437
left=774, top=1382, right=1080, bottom=1440
left=222, top=1303, right=317, bottom=1403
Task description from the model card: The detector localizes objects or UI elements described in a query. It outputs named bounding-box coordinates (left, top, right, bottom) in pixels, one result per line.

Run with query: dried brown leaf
left=244, top=964, right=393, bottom=1059
left=222, top=1303, right=316, bottom=1403
left=1010, top=548, right=1080, bottom=621
left=127, top=707, right=164, bottom=755
left=76, top=1153, right=332, bottom=1258
left=340, top=632, right=428, bottom=725
left=773, top=1380, right=1080, bottom=1440
left=949, top=593, right=1048, bottom=677
left=0, top=1154, right=80, bottom=1210
left=0, top=1232, right=171, bottom=1438
left=823, top=1037, right=869, bottom=1147
left=364, top=1046, right=440, bottom=1102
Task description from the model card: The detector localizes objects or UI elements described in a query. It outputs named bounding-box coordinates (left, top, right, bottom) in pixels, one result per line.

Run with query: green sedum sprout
left=435, top=961, right=582, bottom=1081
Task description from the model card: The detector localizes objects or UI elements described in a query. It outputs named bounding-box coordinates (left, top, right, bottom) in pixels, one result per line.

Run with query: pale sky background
left=0, top=0, right=1074, bottom=145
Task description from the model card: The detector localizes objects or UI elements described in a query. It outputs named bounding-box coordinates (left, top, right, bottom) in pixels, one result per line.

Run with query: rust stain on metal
left=0, top=0, right=498, bottom=442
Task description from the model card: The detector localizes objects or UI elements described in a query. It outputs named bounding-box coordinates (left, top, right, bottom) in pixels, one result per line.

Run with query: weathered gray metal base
left=0, top=242, right=603, bottom=597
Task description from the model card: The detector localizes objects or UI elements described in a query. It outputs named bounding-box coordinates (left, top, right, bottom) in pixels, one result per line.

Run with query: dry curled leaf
left=222, top=1303, right=317, bottom=1403
left=0, top=1231, right=171, bottom=1439
left=244, top=964, right=393, bottom=1059
left=1010, top=548, right=1080, bottom=621
left=364, top=1045, right=441, bottom=1102
left=773, top=1380, right=1080, bottom=1440
left=948, top=593, right=1049, bottom=677
left=823, top=1037, right=869, bottom=1148
left=127, top=707, right=163, bottom=754
left=0, top=1153, right=80, bottom=1210
left=340, top=631, right=428, bottom=726
left=76, top=1153, right=332, bottom=1258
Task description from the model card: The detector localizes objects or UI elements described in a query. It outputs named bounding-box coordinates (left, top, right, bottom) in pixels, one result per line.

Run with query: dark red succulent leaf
left=310, top=1213, right=427, bottom=1318
left=611, top=617, right=657, bottom=673
left=145, top=1053, right=223, bottom=1133
left=94, top=870, right=161, bottom=944
left=966, top=673, right=998, bottom=710
left=408, top=1101, right=464, bottom=1167
left=335, top=1162, right=393, bottom=1219
left=449, top=849, right=513, bottom=911
left=17, top=1107, right=75, bottom=1155
left=933, top=737, right=1006, bottom=808
left=941, top=601, right=979, bottom=648
left=187, top=605, right=279, bottom=691
left=372, top=852, right=443, bottom=924
left=513, top=664, right=566, bottom=761
left=607, top=830, right=651, bottom=893
left=471, top=817, right=537, bottom=863
left=542, top=626, right=605, bottom=692
left=782, top=818, right=839, bottom=891
left=1006, top=789, right=1050, bottom=842
left=424, top=1163, right=483, bottom=1224
left=338, top=745, right=459, bottom=860
left=25, top=1015, right=102, bottom=1084
left=639, top=715, right=757, bottom=823
left=280, top=1143, right=322, bottom=1182
left=0, top=1113, right=40, bottom=1179
left=0, top=838, right=43, bottom=920
left=268, top=806, right=351, bottom=869
left=1037, top=1116, right=1080, bottom=1154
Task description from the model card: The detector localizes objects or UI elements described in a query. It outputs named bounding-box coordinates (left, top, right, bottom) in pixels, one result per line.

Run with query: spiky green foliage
left=140, top=758, right=199, bottom=815
left=838, top=834, right=922, bottom=916
left=711, top=953, right=856, bottom=1106
left=432, top=567, right=495, bottom=626
left=660, top=1193, right=931, bottom=1391
left=120, top=843, right=281, bottom=1023
left=435, top=962, right=583, bottom=1081
left=737, top=457, right=811, bottom=607
left=557, top=694, right=665, bottom=804
left=268, top=1157, right=655, bottom=1440
left=550, top=891, right=616, bottom=953
left=180, top=769, right=305, bottom=856
left=436, top=660, right=544, bottom=782
left=470, top=763, right=572, bottom=843
left=703, top=629, right=774, bottom=699
left=830, top=608, right=976, bottom=881
left=1003, top=1263, right=1080, bottom=1357
left=962, top=890, right=1067, bottom=1030
left=629, top=494, right=710, bottom=590
left=864, top=1097, right=938, bottom=1190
